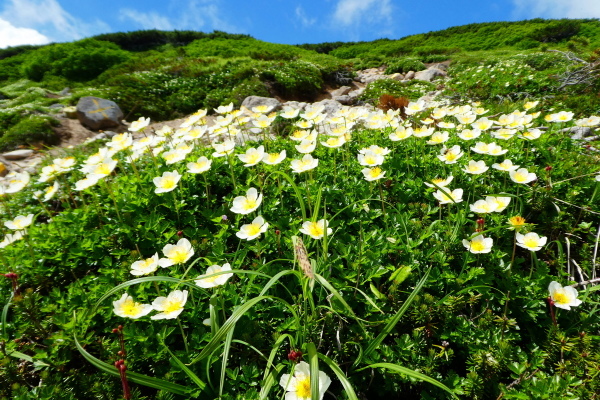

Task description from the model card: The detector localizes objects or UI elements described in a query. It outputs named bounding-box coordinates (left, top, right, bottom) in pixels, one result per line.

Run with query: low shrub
left=385, top=57, right=426, bottom=74
left=0, top=115, right=59, bottom=151
left=360, top=79, right=436, bottom=103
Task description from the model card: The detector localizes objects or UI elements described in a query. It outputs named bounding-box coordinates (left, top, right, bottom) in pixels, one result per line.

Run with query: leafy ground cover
left=1, top=96, right=599, bottom=399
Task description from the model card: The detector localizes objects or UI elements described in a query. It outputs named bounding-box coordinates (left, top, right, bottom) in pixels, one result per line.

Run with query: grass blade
left=362, top=268, right=430, bottom=361
left=362, top=362, right=458, bottom=399
left=314, top=273, right=367, bottom=335
left=317, top=353, right=358, bottom=400
left=306, top=342, right=320, bottom=400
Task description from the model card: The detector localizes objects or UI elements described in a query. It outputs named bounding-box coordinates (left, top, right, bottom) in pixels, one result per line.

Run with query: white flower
left=81, top=158, right=117, bottom=180
left=187, top=156, right=212, bottom=174
left=463, top=160, right=489, bottom=175
left=279, top=361, right=332, bottom=400
left=290, top=154, right=319, bottom=173
left=437, top=145, right=463, bottom=164
left=158, top=238, right=194, bottom=268
left=492, top=159, right=519, bottom=172
left=548, top=281, right=582, bottom=310
left=463, top=234, right=493, bottom=254
left=5, top=214, right=34, bottom=230
left=151, top=290, right=188, bottom=320
left=153, top=171, right=182, bottom=194
left=231, top=188, right=263, bottom=214
left=195, top=263, right=234, bottom=288
left=236, top=216, right=269, bottom=240
left=129, top=117, right=151, bottom=132
left=510, top=168, right=537, bottom=184
left=0, top=231, right=24, bottom=248
left=295, top=139, right=317, bottom=154
left=424, top=176, right=453, bottom=188
left=433, top=188, right=463, bottom=204
left=357, top=150, right=384, bottom=167
left=486, top=196, right=511, bottom=212
left=516, top=232, right=547, bottom=251
left=238, top=146, right=265, bottom=166
left=361, top=167, right=386, bottom=181
left=131, top=253, right=160, bottom=276
left=469, top=199, right=498, bottom=214
left=300, top=219, right=332, bottom=240
left=113, top=294, right=153, bottom=319
left=212, top=140, right=236, bottom=157
left=5, top=172, right=30, bottom=193
left=262, top=150, right=287, bottom=165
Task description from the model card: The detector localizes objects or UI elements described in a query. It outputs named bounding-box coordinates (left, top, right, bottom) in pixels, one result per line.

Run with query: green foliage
left=529, top=19, right=581, bottom=43
left=0, top=115, right=59, bottom=151
left=360, top=79, right=436, bottom=103
left=385, top=57, right=426, bottom=74
left=185, top=37, right=303, bottom=60
left=21, top=39, right=130, bottom=82
left=260, top=60, right=324, bottom=99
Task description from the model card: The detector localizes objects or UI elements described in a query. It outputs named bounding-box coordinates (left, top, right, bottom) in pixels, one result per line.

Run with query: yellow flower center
left=308, top=223, right=324, bottom=237
left=161, top=177, right=176, bottom=190
left=246, top=224, right=261, bottom=236
left=369, top=167, right=382, bottom=178
left=445, top=153, right=457, bottom=161
left=295, top=378, right=311, bottom=398
left=553, top=291, right=568, bottom=304
left=170, top=249, right=189, bottom=264
left=247, top=154, right=261, bottom=164
left=121, top=299, right=143, bottom=316
left=523, top=237, right=539, bottom=248
left=470, top=241, right=485, bottom=252
left=509, top=216, right=526, bottom=227
left=95, top=164, right=111, bottom=175
left=242, top=199, right=258, bottom=211
left=163, top=300, right=183, bottom=313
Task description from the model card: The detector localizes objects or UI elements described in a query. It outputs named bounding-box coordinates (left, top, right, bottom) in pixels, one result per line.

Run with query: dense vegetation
left=1, top=21, right=600, bottom=398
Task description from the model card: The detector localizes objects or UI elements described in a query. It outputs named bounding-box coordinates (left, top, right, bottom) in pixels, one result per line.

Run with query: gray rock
left=390, top=73, right=405, bottom=81
left=362, top=74, right=387, bottom=84
left=569, top=126, right=592, bottom=140
left=333, top=95, right=353, bottom=105
left=241, top=96, right=281, bottom=112
left=429, top=63, right=448, bottom=71
left=49, top=103, right=65, bottom=109
left=59, top=87, right=71, bottom=96
left=330, top=86, right=352, bottom=97
left=313, top=99, right=342, bottom=116
left=2, top=149, right=34, bottom=160
left=404, top=71, right=416, bottom=80
left=414, top=68, right=447, bottom=82
left=76, top=96, right=123, bottom=131
left=281, top=101, right=308, bottom=111
left=347, top=88, right=365, bottom=98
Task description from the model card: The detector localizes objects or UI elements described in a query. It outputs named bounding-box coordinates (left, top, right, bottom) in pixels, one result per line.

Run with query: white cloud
left=332, top=0, right=393, bottom=26
left=119, top=9, right=174, bottom=31
left=296, top=6, right=316, bottom=27
left=0, top=18, right=50, bottom=48
left=512, top=0, right=600, bottom=19
left=0, top=0, right=110, bottom=43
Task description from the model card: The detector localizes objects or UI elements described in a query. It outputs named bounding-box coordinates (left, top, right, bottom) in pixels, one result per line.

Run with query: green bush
left=260, top=60, right=323, bottom=99
left=360, top=79, right=436, bottom=103
left=21, top=39, right=130, bottom=82
left=385, top=57, right=426, bottom=74
left=0, top=115, right=59, bottom=151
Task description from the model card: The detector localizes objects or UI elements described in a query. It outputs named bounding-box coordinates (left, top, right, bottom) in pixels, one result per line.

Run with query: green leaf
left=306, top=343, right=320, bottom=400
left=362, top=363, right=458, bottom=399
left=389, top=266, right=411, bottom=285
left=160, top=337, right=207, bottom=392
left=74, top=330, right=189, bottom=396
left=317, top=353, right=358, bottom=400
left=362, top=268, right=430, bottom=361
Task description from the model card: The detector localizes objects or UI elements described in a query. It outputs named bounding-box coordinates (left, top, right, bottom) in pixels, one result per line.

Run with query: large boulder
left=241, top=96, right=281, bottom=112
left=76, top=96, right=123, bottom=130
left=414, top=68, right=447, bottom=82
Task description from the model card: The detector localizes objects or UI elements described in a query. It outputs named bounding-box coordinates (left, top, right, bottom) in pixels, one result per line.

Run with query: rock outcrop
left=76, top=96, right=124, bottom=130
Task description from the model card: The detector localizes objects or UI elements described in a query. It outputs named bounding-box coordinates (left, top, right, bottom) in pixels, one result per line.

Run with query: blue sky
left=1, top=0, right=600, bottom=48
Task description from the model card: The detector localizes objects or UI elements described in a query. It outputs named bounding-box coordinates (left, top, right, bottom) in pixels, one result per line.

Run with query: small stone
left=330, top=86, right=352, bottom=97
left=2, top=149, right=34, bottom=160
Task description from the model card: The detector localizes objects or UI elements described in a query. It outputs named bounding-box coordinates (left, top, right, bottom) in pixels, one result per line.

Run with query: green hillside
left=1, top=19, right=600, bottom=149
